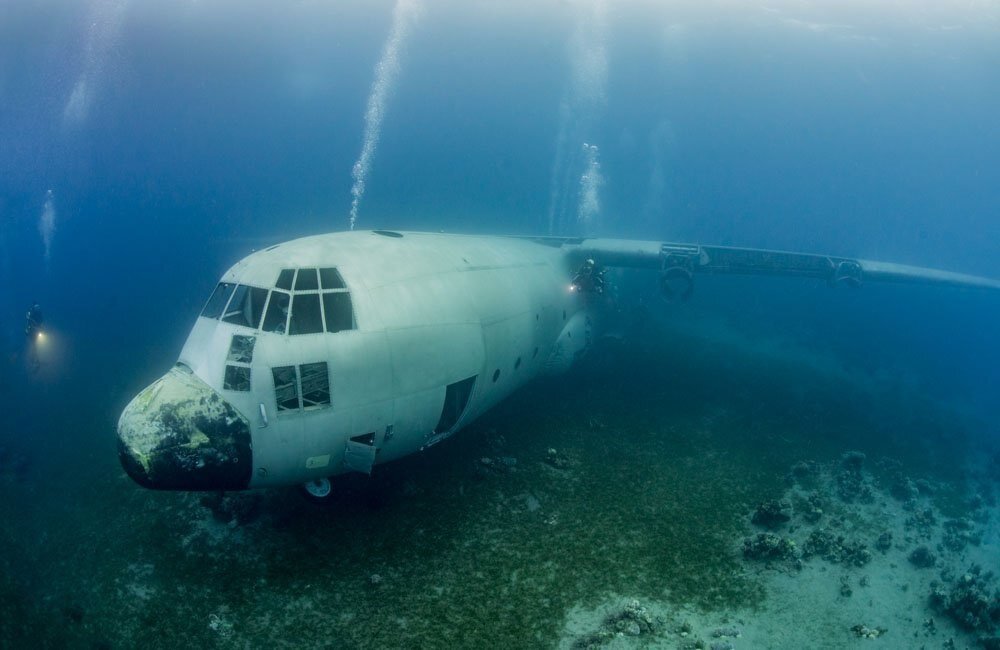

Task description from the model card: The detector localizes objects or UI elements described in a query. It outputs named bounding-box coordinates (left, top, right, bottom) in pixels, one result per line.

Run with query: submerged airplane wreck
left=117, top=230, right=1000, bottom=498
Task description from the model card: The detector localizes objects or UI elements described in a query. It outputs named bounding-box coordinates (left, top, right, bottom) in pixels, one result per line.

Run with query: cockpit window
left=322, top=292, right=354, bottom=332
left=222, top=285, right=269, bottom=329
left=289, top=293, right=323, bottom=335
left=243, top=267, right=357, bottom=336
left=295, top=268, right=319, bottom=291
left=262, top=291, right=290, bottom=334
left=276, top=269, right=295, bottom=290
left=201, top=283, right=236, bottom=319
left=319, top=268, right=346, bottom=290
left=204, top=273, right=352, bottom=336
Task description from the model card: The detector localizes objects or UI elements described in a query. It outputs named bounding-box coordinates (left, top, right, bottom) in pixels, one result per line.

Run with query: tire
left=299, top=477, right=333, bottom=503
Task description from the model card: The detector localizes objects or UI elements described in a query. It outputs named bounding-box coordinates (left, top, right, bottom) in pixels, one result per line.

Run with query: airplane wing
left=530, top=237, right=1000, bottom=298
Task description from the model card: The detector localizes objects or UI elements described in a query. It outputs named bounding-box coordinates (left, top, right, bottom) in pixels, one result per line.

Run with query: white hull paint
left=117, top=230, right=1000, bottom=492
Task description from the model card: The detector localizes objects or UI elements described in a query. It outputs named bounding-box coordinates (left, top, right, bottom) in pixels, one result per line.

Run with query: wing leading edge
left=532, top=237, right=1000, bottom=294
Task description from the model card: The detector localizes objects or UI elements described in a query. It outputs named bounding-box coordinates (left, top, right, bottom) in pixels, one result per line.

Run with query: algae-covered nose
left=117, top=365, right=252, bottom=490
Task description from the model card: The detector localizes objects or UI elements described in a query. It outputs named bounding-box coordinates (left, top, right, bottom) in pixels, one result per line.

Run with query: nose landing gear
left=300, top=477, right=333, bottom=502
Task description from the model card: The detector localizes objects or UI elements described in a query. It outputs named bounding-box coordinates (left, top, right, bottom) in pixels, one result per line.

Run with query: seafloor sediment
left=1, top=321, right=997, bottom=649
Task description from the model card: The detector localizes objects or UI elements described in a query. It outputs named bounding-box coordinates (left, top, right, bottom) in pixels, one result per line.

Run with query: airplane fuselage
left=118, top=228, right=1000, bottom=493
left=118, top=231, right=597, bottom=491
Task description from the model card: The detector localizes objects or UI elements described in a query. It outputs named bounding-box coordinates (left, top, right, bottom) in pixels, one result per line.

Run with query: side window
left=262, top=291, right=290, bottom=333
left=289, top=294, right=323, bottom=335
left=224, top=335, right=255, bottom=392
left=201, top=283, right=235, bottom=319
left=300, top=362, right=330, bottom=408
left=271, top=362, right=331, bottom=413
left=227, top=335, right=256, bottom=363
left=272, top=366, right=300, bottom=411
left=224, top=365, right=251, bottom=391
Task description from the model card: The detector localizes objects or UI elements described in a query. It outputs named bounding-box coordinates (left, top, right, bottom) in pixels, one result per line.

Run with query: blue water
left=1, top=1, right=999, bottom=645
left=5, top=1, right=998, bottom=407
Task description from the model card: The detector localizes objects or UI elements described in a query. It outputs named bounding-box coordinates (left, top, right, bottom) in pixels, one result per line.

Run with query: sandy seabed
left=1, top=322, right=997, bottom=649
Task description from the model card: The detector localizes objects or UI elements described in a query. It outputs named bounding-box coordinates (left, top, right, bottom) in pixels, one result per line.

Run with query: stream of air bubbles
left=348, top=0, right=421, bottom=231
left=547, top=0, right=608, bottom=236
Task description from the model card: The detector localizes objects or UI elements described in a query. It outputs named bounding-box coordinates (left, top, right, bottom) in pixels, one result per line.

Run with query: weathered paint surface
left=116, top=230, right=1000, bottom=492
left=118, top=366, right=251, bottom=490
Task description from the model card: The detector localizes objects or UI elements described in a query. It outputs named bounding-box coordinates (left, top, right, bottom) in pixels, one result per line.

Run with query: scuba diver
left=24, top=303, right=44, bottom=373
left=571, top=258, right=606, bottom=294
left=25, top=303, right=44, bottom=340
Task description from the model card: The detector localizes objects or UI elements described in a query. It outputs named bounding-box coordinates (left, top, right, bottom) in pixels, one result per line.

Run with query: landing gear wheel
left=300, top=477, right=332, bottom=503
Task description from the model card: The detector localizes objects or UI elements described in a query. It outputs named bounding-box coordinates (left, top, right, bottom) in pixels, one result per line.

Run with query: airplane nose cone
left=117, top=365, right=252, bottom=490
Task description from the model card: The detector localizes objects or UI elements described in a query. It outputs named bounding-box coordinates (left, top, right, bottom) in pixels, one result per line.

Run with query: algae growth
left=0, top=321, right=988, bottom=648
